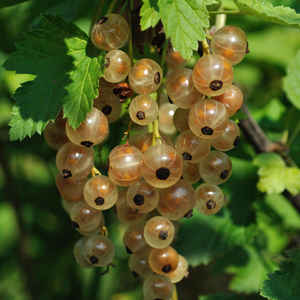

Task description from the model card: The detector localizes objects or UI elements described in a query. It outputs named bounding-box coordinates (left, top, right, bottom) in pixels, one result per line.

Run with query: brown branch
left=239, top=103, right=300, bottom=214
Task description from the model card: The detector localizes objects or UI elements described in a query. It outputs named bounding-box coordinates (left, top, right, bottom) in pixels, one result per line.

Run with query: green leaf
left=253, top=153, right=300, bottom=196
left=199, top=293, right=243, bottom=300
left=220, top=0, right=238, bottom=10
left=158, top=0, right=211, bottom=59
left=283, top=50, right=300, bottom=110
left=261, top=251, right=300, bottom=300
left=229, top=109, right=248, bottom=121
left=140, top=0, right=161, bottom=31
left=3, top=13, right=105, bottom=141
left=0, top=0, right=29, bottom=9
left=233, top=0, right=300, bottom=28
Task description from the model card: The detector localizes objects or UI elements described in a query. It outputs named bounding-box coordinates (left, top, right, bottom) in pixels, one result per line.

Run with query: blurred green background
left=1, top=0, right=300, bottom=300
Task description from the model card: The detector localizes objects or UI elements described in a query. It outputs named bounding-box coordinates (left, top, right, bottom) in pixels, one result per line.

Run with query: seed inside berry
left=102, top=105, right=112, bottom=116
left=72, top=221, right=79, bottom=228
left=220, top=170, right=229, bottom=179
left=62, top=169, right=72, bottom=179
left=95, top=197, right=105, bottom=206
left=209, top=80, right=223, bottom=91
left=206, top=200, right=216, bottom=210
left=201, top=126, right=213, bottom=135
left=136, top=111, right=145, bottom=120
left=125, top=246, right=132, bottom=254
left=132, top=271, right=140, bottom=278
left=182, top=152, right=192, bottom=160
left=90, top=256, right=98, bottom=265
left=133, top=194, right=144, bottom=206
left=159, top=230, right=168, bottom=240
left=156, top=167, right=170, bottom=180
left=233, top=136, right=240, bottom=146
left=154, top=72, right=161, bottom=85
left=184, top=209, right=193, bottom=219
left=162, top=264, right=172, bottom=273
left=81, top=141, right=94, bottom=147
left=104, top=57, right=110, bottom=68
left=97, top=16, right=108, bottom=24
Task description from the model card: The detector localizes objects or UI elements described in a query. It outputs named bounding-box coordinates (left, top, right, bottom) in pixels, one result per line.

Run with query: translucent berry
left=44, top=109, right=70, bottom=150
left=123, top=223, right=153, bottom=255
left=76, top=225, right=102, bottom=237
left=188, top=99, right=229, bottom=139
left=56, top=173, right=87, bottom=202
left=199, top=151, right=233, bottom=185
left=129, top=254, right=153, bottom=279
left=70, top=199, right=103, bottom=231
left=83, top=175, right=118, bottom=210
left=99, top=76, right=115, bottom=89
left=165, top=255, right=188, bottom=283
left=166, top=48, right=186, bottom=70
left=157, top=179, right=197, bottom=220
left=173, top=108, right=190, bottom=133
left=61, top=198, right=76, bottom=215
left=175, top=129, right=211, bottom=163
left=127, top=180, right=159, bottom=213
left=129, top=58, right=162, bottom=95
left=211, top=25, right=248, bottom=65
left=136, top=132, right=174, bottom=154
left=144, top=216, right=175, bottom=249
left=66, top=107, right=108, bottom=148
left=91, top=14, right=129, bottom=51
left=73, top=237, right=93, bottom=268
left=148, top=246, right=179, bottom=275
left=56, top=142, right=94, bottom=179
left=214, top=84, right=243, bottom=117
left=166, top=68, right=202, bottom=109
left=114, top=190, right=147, bottom=225
left=195, top=183, right=224, bottom=215
left=159, top=103, right=177, bottom=135
left=93, top=87, right=122, bottom=123
left=141, top=144, right=183, bottom=188
left=143, top=274, right=174, bottom=300
left=192, top=54, right=234, bottom=96
left=129, top=95, right=159, bottom=126
left=182, top=161, right=201, bottom=184
left=104, top=50, right=131, bottom=83
left=84, top=235, right=115, bottom=267
left=108, top=145, right=143, bottom=186
left=211, top=119, right=240, bottom=151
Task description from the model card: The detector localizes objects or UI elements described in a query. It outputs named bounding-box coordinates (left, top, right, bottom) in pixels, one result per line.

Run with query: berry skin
left=159, top=103, right=177, bottom=135
left=182, top=161, right=201, bottom=184
left=192, top=54, right=234, bottom=97
left=129, top=58, right=162, bottom=95
left=165, top=255, right=188, bottom=283
left=73, top=237, right=94, bottom=268
left=143, top=274, right=174, bottom=300
left=128, top=254, right=153, bottom=279
left=91, top=14, right=129, bottom=51
left=173, top=108, right=190, bottom=133
left=211, top=25, right=248, bottom=65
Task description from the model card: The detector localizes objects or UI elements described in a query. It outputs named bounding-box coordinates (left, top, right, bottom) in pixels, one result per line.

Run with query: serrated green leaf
left=199, top=293, right=243, bottom=300
left=283, top=50, right=300, bottom=110
left=3, top=13, right=105, bottom=141
left=261, top=252, right=300, bottom=300
left=253, top=153, right=300, bottom=196
left=221, top=0, right=238, bottom=10
left=233, top=0, right=300, bottom=28
left=158, top=0, right=210, bottom=59
left=0, top=0, right=29, bottom=9
left=140, top=0, right=161, bottom=31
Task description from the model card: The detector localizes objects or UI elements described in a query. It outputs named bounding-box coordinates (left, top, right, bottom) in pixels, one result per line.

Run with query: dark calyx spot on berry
left=113, top=82, right=133, bottom=102
left=154, top=72, right=161, bottom=85
left=62, top=169, right=72, bottom=179
left=102, top=105, right=112, bottom=116
left=56, top=187, right=61, bottom=197
left=125, top=246, right=132, bottom=254
left=168, top=96, right=174, bottom=104
left=104, top=57, right=110, bottom=68
left=97, top=16, right=108, bottom=25
left=201, top=126, right=213, bottom=135
left=72, top=221, right=79, bottom=228
left=81, top=141, right=94, bottom=147
left=184, top=209, right=193, bottom=219
left=105, top=158, right=110, bottom=172
left=156, top=167, right=170, bottom=180
left=136, top=111, right=145, bottom=120
left=162, top=264, right=172, bottom=273
left=133, top=193, right=144, bottom=206
left=220, top=170, right=229, bottom=180
left=95, top=197, right=105, bottom=206
left=206, top=200, right=216, bottom=210
left=159, top=230, right=168, bottom=240
left=246, top=42, right=250, bottom=54
left=233, top=136, right=240, bottom=146
left=182, top=152, right=192, bottom=161
left=132, top=271, right=140, bottom=279
left=112, top=205, right=117, bottom=214
left=209, top=80, right=223, bottom=91
left=90, top=256, right=99, bottom=265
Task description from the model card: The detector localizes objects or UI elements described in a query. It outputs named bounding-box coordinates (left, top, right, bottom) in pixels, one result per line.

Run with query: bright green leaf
left=221, top=0, right=238, bottom=10
left=253, top=153, right=285, bottom=168
left=261, top=251, right=300, bottom=300
left=158, top=0, right=211, bottom=59
left=199, top=293, right=243, bottom=300
left=3, top=13, right=105, bottom=141
left=233, top=0, right=300, bottom=28
left=140, top=0, right=161, bottom=31
left=283, top=50, right=300, bottom=110
left=0, top=0, right=29, bottom=9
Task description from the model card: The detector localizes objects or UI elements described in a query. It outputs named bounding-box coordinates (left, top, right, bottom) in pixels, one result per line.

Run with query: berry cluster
left=44, top=13, right=248, bottom=299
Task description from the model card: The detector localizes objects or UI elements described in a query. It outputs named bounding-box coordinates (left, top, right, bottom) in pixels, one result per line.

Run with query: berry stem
left=201, top=39, right=210, bottom=56
left=215, top=5, right=227, bottom=31
left=286, top=118, right=300, bottom=148
left=205, top=34, right=213, bottom=40
left=172, top=284, right=178, bottom=300
left=90, top=0, right=106, bottom=33
left=106, top=0, right=118, bottom=14
left=91, top=166, right=101, bottom=177
left=127, top=0, right=134, bottom=65
left=123, top=119, right=133, bottom=145
left=119, top=1, right=128, bottom=15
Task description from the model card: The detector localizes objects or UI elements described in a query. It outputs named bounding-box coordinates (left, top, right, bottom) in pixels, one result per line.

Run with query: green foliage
left=233, top=0, right=300, bottom=28
left=0, top=0, right=29, bottom=9
left=283, top=50, right=300, bottom=110
left=140, top=0, right=160, bottom=30
left=260, top=250, right=300, bottom=300
left=199, top=293, right=244, bottom=300
left=3, top=13, right=105, bottom=141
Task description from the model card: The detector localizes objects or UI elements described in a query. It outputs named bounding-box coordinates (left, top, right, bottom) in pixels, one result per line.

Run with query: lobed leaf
left=140, top=0, right=161, bottom=31
left=3, top=13, right=105, bottom=141
left=233, top=0, right=300, bottom=28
